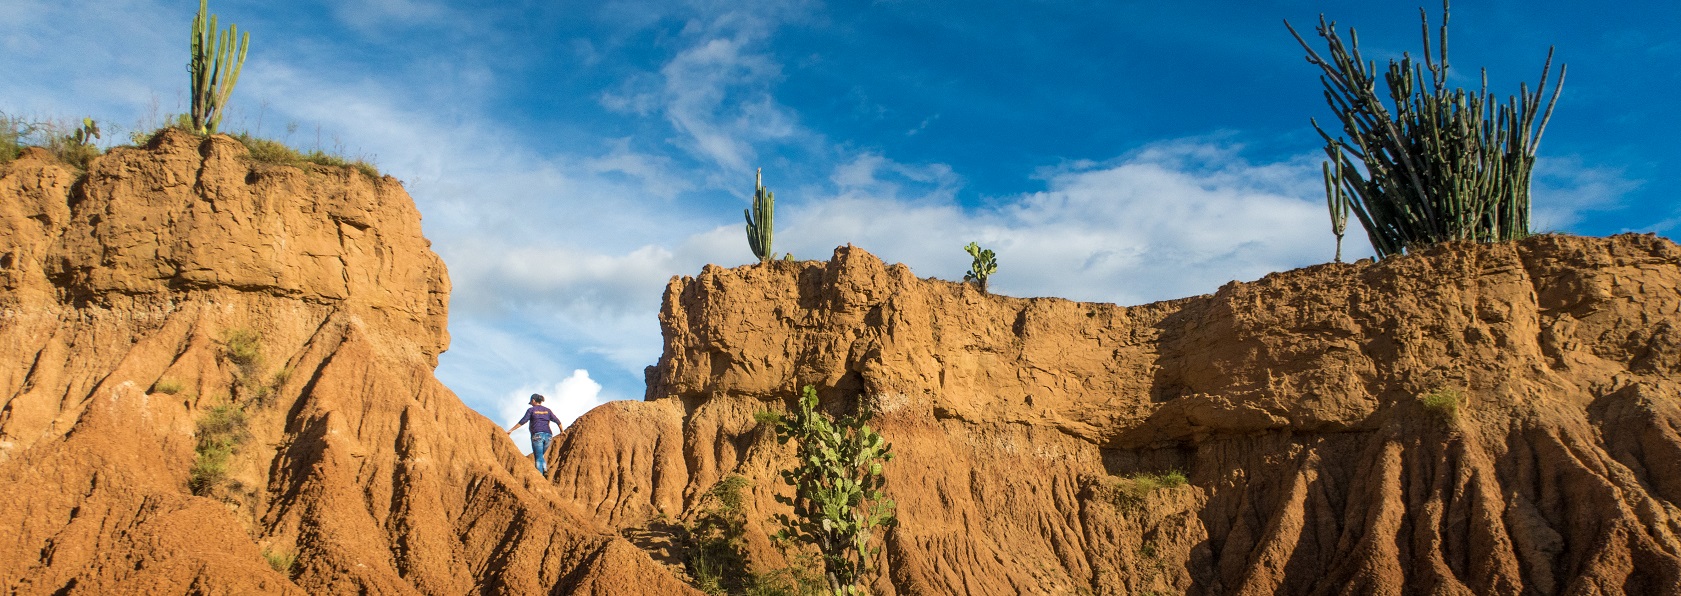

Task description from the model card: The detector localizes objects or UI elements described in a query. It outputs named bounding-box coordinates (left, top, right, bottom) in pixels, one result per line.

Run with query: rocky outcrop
left=0, top=132, right=696, bottom=594
left=556, top=237, right=1681, bottom=594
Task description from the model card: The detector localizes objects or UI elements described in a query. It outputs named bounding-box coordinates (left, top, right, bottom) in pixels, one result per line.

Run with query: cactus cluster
left=745, top=168, right=775, bottom=263
left=1287, top=1, right=1564, bottom=259
left=189, top=0, right=249, bottom=135
left=770, top=386, right=896, bottom=595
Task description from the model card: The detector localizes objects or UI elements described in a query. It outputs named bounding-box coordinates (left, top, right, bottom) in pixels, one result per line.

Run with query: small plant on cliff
left=222, top=328, right=282, bottom=403
left=1420, top=387, right=1462, bottom=421
left=768, top=385, right=896, bottom=595
left=0, top=114, right=105, bottom=170
left=44, top=118, right=103, bottom=170
left=231, top=132, right=383, bottom=179
left=0, top=112, right=30, bottom=164
left=962, top=242, right=998, bottom=294
left=745, top=168, right=775, bottom=264
left=152, top=378, right=187, bottom=395
left=1106, top=470, right=1187, bottom=510
left=262, top=546, right=296, bottom=577
left=1287, top=2, right=1565, bottom=258
left=190, top=401, right=248, bottom=495
left=189, top=0, right=250, bottom=135
left=685, top=475, right=753, bottom=594
left=224, top=328, right=263, bottom=369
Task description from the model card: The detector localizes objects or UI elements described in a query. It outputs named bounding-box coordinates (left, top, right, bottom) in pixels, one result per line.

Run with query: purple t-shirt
left=518, top=405, right=559, bottom=435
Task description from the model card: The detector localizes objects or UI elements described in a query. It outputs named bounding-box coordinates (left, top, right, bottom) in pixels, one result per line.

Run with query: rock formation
left=0, top=131, right=696, bottom=594
left=6, top=127, right=1679, bottom=595
left=555, top=237, right=1681, bottom=595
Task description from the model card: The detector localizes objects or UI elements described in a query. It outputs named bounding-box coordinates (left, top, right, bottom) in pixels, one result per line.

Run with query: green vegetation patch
left=1, top=113, right=105, bottom=170
left=1106, top=470, right=1188, bottom=510
left=262, top=546, right=296, bottom=576
left=232, top=132, right=381, bottom=179
left=1420, top=388, right=1463, bottom=421
left=152, top=378, right=187, bottom=395
left=224, top=328, right=263, bottom=369
left=190, top=401, right=249, bottom=495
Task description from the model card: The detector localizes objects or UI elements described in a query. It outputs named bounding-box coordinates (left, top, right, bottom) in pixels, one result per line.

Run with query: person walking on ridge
left=507, top=393, right=561, bottom=475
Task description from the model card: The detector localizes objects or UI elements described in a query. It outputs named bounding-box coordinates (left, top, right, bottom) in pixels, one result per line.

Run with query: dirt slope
left=0, top=131, right=696, bottom=595
left=555, top=238, right=1681, bottom=595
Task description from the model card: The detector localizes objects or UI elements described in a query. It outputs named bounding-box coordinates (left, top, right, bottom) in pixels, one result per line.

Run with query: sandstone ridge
left=557, top=236, right=1681, bottom=595
left=0, top=131, right=696, bottom=594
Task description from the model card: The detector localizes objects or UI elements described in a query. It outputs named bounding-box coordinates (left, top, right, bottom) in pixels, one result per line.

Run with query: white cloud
left=790, top=142, right=1360, bottom=305
left=498, top=370, right=607, bottom=454
left=1531, top=156, right=1642, bottom=232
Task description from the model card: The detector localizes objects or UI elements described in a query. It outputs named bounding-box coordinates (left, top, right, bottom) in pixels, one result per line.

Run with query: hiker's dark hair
left=530, top=393, right=545, bottom=403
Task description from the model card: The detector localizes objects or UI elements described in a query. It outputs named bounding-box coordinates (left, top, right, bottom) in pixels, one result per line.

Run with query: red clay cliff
left=556, top=235, right=1681, bottom=595
left=0, top=131, right=696, bottom=595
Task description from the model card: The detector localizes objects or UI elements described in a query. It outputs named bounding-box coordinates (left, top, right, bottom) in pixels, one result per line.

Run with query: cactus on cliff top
left=189, top=0, right=249, bottom=135
left=745, top=168, right=774, bottom=263
left=1324, top=160, right=1350, bottom=263
left=963, top=242, right=998, bottom=294
left=1287, top=0, right=1564, bottom=258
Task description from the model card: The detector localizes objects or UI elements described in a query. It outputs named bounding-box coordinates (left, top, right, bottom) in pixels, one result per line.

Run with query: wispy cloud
left=1531, top=156, right=1643, bottom=232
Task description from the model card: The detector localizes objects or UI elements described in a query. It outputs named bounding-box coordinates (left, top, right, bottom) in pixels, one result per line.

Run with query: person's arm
left=507, top=408, right=533, bottom=434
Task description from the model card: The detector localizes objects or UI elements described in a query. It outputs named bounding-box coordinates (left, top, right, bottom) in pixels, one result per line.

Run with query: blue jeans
left=531, top=431, right=553, bottom=475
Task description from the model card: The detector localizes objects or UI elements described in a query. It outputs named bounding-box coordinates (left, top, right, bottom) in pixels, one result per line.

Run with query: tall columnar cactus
left=1323, top=160, right=1349, bottom=263
left=770, top=386, right=896, bottom=595
left=745, top=168, right=774, bottom=263
left=1287, top=1, right=1564, bottom=259
left=963, top=242, right=998, bottom=294
left=189, top=0, right=250, bottom=135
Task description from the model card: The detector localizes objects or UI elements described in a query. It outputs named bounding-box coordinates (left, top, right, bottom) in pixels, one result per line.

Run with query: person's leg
left=531, top=432, right=552, bottom=474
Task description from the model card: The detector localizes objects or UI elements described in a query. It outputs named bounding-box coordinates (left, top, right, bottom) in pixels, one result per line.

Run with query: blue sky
left=4, top=0, right=1676, bottom=435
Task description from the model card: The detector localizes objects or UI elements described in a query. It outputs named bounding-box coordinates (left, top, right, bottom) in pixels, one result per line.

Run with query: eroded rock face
left=557, top=238, right=1681, bottom=594
left=0, top=131, right=696, bottom=595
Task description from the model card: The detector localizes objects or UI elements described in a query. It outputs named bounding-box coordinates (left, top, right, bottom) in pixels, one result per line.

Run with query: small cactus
left=1323, top=159, right=1349, bottom=263
left=71, top=118, right=101, bottom=146
left=963, top=242, right=998, bottom=294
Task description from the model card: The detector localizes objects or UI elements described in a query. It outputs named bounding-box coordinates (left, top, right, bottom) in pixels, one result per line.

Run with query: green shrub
left=262, top=546, right=296, bottom=576
left=1287, top=4, right=1565, bottom=258
left=1420, top=388, right=1462, bottom=421
left=152, top=379, right=187, bottom=395
left=224, top=328, right=263, bottom=369
left=190, top=402, right=248, bottom=495
left=753, top=410, right=782, bottom=427
left=685, top=475, right=752, bottom=595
